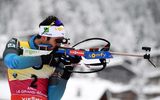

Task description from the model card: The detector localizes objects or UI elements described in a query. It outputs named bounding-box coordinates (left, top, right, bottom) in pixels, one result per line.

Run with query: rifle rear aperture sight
left=55, top=38, right=70, bottom=44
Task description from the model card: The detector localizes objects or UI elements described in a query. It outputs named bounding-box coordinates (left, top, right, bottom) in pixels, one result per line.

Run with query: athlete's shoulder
left=3, top=38, right=22, bottom=58
left=6, top=38, right=20, bottom=48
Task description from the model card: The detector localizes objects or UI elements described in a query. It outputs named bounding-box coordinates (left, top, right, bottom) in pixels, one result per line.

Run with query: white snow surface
left=0, top=80, right=10, bottom=100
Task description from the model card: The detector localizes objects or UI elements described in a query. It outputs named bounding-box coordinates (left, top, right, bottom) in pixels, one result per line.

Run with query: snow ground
left=0, top=80, right=10, bottom=100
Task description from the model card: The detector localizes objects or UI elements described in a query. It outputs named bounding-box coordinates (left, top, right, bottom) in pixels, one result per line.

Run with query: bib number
left=30, top=74, right=38, bottom=88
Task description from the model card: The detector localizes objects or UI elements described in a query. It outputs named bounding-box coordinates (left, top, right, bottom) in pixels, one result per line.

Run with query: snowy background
left=0, top=0, right=160, bottom=100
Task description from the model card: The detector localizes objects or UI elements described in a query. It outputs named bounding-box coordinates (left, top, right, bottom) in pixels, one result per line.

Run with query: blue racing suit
left=3, top=35, right=68, bottom=100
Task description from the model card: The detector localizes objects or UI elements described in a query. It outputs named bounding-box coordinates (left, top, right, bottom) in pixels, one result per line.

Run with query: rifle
left=23, top=38, right=157, bottom=73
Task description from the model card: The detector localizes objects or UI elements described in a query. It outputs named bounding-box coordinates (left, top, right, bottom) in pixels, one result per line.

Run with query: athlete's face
left=47, top=37, right=63, bottom=49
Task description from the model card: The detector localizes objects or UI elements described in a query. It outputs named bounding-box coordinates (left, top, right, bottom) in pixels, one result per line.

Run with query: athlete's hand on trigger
left=40, top=49, right=61, bottom=66
left=60, top=54, right=82, bottom=65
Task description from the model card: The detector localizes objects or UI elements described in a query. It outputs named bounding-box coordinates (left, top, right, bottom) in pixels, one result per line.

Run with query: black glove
left=60, top=55, right=82, bottom=80
left=40, top=47, right=62, bottom=66
left=60, top=55, right=82, bottom=65
left=41, top=53, right=53, bottom=65
left=58, top=55, right=81, bottom=80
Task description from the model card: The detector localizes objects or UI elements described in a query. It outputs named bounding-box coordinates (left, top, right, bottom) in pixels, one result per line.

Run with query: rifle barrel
left=110, top=51, right=144, bottom=58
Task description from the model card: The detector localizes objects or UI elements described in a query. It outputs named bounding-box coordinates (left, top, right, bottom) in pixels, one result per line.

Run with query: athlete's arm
left=4, top=54, right=42, bottom=69
left=3, top=38, right=42, bottom=69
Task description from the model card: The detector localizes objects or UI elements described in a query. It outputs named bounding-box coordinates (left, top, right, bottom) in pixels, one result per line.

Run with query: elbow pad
left=3, top=38, right=23, bottom=58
